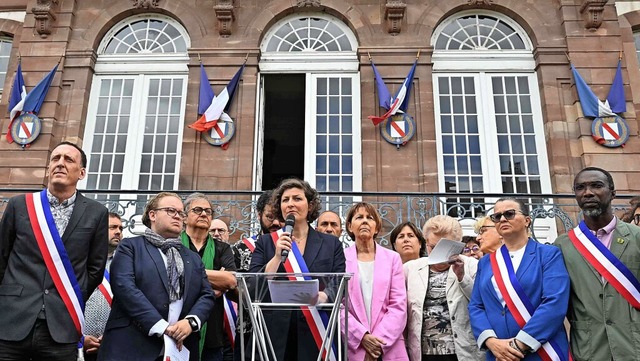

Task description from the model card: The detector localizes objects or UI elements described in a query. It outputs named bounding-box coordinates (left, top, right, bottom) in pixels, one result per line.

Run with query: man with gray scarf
left=98, top=192, right=215, bottom=361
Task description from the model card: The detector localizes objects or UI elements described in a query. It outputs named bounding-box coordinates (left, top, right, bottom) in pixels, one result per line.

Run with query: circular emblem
left=10, top=113, right=42, bottom=146
left=591, top=115, right=629, bottom=148
left=202, top=121, right=235, bottom=146
left=380, top=113, right=416, bottom=146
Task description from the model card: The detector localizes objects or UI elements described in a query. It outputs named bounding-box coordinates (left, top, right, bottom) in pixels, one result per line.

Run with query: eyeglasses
left=189, top=207, right=213, bottom=217
left=634, top=214, right=640, bottom=225
left=263, top=213, right=276, bottom=222
left=489, top=209, right=523, bottom=223
left=209, top=228, right=227, bottom=235
left=109, top=225, right=124, bottom=231
left=463, top=245, right=480, bottom=254
left=477, top=225, right=495, bottom=235
left=154, top=207, right=187, bottom=219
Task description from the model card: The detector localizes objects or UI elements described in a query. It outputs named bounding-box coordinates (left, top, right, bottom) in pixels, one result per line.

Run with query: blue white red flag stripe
left=568, top=221, right=640, bottom=309
left=97, top=269, right=113, bottom=306
left=25, top=190, right=85, bottom=336
left=570, top=62, right=626, bottom=118
left=6, top=61, right=26, bottom=144
left=371, top=61, right=392, bottom=110
left=369, top=59, right=417, bottom=125
left=189, top=64, right=245, bottom=133
left=490, top=245, right=567, bottom=361
left=241, top=235, right=257, bottom=252
left=222, top=294, right=237, bottom=347
left=22, top=63, right=59, bottom=114
left=270, top=230, right=337, bottom=361
left=606, top=60, right=626, bottom=114
left=198, top=63, right=215, bottom=115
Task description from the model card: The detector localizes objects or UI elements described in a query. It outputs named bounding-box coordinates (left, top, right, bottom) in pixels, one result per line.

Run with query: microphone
left=281, top=214, right=296, bottom=263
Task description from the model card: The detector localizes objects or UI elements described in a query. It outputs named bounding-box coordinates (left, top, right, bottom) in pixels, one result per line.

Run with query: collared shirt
left=591, top=216, right=617, bottom=249
left=46, top=189, right=77, bottom=236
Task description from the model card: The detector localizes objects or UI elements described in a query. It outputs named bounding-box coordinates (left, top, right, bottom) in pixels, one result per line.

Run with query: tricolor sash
left=568, top=221, right=640, bottom=309
left=270, top=230, right=337, bottom=361
left=490, top=245, right=568, bottom=361
left=222, top=294, right=237, bottom=347
left=25, top=190, right=85, bottom=337
left=241, top=235, right=257, bottom=252
left=97, top=269, right=113, bottom=306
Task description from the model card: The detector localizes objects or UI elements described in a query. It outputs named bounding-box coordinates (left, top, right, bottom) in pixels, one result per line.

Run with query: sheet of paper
left=268, top=279, right=319, bottom=304
left=163, top=334, right=190, bottom=361
left=426, top=238, right=466, bottom=265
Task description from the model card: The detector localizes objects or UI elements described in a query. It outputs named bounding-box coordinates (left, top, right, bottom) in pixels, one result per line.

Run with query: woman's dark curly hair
left=270, top=178, right=321, bottom=223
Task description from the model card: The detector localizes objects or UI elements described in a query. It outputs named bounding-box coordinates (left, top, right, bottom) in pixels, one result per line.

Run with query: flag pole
left=244, top=52, right=249, bottom=63
left=198, top=53, right=202, bottom=63
left=619, top=51, right=622, bottom=60
left=416, top=49, right=421, bottom=60
left=367, top=52, right=372, bottom=63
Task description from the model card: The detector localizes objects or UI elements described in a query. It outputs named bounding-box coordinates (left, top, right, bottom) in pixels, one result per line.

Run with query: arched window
left=265, top=17, right=353, bottom=52
left=0, top=36, right=13, bottom=94
left=101, top=18, right=187, bottom=54
left=82, top=15, right=189, bottom=201
left=256, top=14, right=360, bottom=213
left=434, top=14, right=527, bottom=50
left=431, top=11, right=555, bottom=240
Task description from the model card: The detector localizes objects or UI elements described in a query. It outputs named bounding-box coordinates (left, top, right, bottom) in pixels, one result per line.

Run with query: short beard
left=582, top=207, right=604, bottom=218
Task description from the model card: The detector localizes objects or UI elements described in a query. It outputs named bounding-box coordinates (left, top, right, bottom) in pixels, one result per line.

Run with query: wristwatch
left=186, top=317, right=198, bottom=332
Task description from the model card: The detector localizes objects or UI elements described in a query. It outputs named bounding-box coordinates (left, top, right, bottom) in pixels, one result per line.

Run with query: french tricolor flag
left=571, top=59, right=625, bottom=118
left=5, top=61, right=26, bottom=143
left=368, top=59, right=417, bottom=126
left=188, top=63, right=245, bottom=133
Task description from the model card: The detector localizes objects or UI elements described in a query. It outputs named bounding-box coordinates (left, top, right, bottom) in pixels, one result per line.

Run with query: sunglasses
left=463, top=245, right=480, bottom=254
left=489, top=209, right=524, bottom=223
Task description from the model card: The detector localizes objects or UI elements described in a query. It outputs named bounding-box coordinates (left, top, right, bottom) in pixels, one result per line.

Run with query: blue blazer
left=468, top=240, right=570, bottom=361
left=248, top=226, right=346, bottom=361
left=98, top=236, right=215, bottom=361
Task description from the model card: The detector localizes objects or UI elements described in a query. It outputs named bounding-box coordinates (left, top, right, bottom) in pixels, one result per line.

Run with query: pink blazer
left=341, top=244, right=409, bottom=360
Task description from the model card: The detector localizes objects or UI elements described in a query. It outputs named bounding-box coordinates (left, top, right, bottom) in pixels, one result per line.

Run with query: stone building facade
left=0, top=0, right=639, bottom=202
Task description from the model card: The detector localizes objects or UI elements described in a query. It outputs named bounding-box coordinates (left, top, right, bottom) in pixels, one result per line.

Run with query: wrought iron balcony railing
left=0, top=189, right=636, bottom=246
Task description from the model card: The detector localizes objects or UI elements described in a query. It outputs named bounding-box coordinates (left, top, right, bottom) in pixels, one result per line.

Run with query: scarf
left=144, top=228, right=184, bottom=302
left=180, top=231, right=216, bottom=357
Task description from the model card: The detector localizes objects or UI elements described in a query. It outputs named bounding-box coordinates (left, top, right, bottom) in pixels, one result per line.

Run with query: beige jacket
left=403, top=256, right=484, bottom=361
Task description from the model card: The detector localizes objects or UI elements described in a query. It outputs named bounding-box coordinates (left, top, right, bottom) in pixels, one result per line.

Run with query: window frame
left=80, top=15, right=190, bottom=192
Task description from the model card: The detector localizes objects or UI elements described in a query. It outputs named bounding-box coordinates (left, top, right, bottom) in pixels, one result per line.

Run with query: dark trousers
left=0, top=319, right=77, bottom=361
left=202, top=346, right=224, bottom=361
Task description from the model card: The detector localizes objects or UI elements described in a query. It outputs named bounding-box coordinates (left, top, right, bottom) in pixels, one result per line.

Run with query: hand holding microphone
left=281, top=214, right=296, bottom=263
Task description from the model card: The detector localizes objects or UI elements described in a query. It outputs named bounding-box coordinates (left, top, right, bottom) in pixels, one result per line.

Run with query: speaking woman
left=248, top=178, right=345, bottom=361
left=468, top=198, right=570, bottom=361
left=341, top=202, right=408, bottom=360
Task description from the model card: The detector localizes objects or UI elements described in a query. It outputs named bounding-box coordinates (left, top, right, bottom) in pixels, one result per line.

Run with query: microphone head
left=285, top=213, right=296, bottom=228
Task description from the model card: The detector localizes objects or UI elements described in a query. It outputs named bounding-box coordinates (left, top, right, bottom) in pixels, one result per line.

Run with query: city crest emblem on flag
left=10, top=113, right=42, bottom=147
left=380, top=113, right=416, bottom=147
left=591, top=115, right=629, bottom=148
